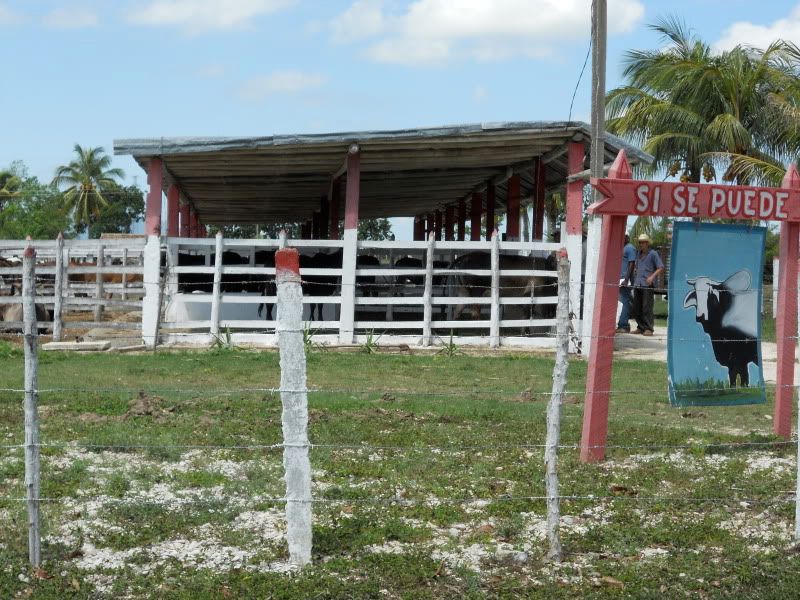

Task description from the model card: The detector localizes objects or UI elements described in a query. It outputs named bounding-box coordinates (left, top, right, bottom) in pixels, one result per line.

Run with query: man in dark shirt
left=616, top=234, right=636, bottom=333
left=631, top=234, right=664, bottom=336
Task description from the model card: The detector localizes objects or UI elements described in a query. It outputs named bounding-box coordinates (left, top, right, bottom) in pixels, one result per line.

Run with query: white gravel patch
left=744, top=453, right=795, bottom=477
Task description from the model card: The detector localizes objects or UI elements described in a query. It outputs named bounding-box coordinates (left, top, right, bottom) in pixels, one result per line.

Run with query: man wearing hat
left=631, top=233, right=664, bottom=336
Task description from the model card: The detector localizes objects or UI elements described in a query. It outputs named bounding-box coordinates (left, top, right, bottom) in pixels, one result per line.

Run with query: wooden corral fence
left=0, top=238, right=146, bottom=339
left=157, top=232, right=565, bottom=349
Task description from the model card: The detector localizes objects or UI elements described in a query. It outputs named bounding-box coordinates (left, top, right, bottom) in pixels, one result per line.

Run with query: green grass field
left=0, top=340, right=797, bottom=599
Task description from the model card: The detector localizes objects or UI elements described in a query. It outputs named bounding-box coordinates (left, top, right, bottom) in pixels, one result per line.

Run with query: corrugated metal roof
left=114, top=121, right=652, bottom=225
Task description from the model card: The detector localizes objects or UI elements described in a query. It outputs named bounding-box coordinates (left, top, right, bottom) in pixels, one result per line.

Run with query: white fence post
left=121, top=247, right=129, bottom=301
left=210, top=232, right=224, bottom=338
left=52, top=233, right=65, bottom=342
left=581, top=216, right=602, bottom=357
left=339, top=229, right=357, bottom=344
left=490, top=230, right=500, bottom=348
left=422, top=233, right=435, bottom=346
left=275, top=247, right=312, bottom=566
left=545, top=248, right=570, bottom=562
left=565, top=222, right=583, bottom=354
left=141, top=235, right=162, bottom=349
left=22, top=244, right=41, bottom=567
left=94, top=244, right=105, bottom=322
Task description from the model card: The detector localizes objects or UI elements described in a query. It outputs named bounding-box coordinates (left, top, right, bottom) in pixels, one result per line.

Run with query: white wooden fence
left=0, top=238, right=146, bottom=337
left=158, top=234, right=565, bottom=348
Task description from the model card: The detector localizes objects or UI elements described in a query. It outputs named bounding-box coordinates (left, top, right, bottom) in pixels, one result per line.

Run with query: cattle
left=176, top=253, right=212, bottom=293
left=356, top=254, right=381, bottom=297
left=302, top=249, right=343, bottom=321
left=0, top=285, right=50, bottom=327
left=393, top=256, right=423, bottom=288
left=255, top=250, right=277, bottom=320
left=683, top=270, right=759, bottom=387
left=447, top=252, right=556, bottom=329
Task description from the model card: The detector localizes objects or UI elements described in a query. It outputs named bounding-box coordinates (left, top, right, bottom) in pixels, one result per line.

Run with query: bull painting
left=667, top=223, right=766, bottom=407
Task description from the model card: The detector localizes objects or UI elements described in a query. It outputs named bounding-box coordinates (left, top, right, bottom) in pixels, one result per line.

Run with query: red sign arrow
left=589, top=178, right=800, bottom=222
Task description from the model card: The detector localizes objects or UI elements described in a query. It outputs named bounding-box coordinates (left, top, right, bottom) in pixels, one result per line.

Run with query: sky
left=4, top=0, right=800, bottom=236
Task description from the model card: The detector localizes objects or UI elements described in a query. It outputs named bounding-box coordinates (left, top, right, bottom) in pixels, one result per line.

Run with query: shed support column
left=470, top=192, right=482, bottom=242
left=329, top=179, right=341, bottom=239
left=188, top=208, right=197, bottom=238
left=302, top=221, right=311, bottom=239
left=414, top=216, right=425, bottom=241
left=445, top=205, right=455, bottom=241
left=312, top=211, right=321, bottom=240
left=566, top=141, right=585, bottom=351
left=534, top=158, right=546, bottom=240
left=774, top=165, right=800, bottom=439
left=167, top=185, right=180, bottom=237
left=457, top=199, right=466, bottom=241
left=179, top=202, right=190, bottom=237
left=485, top=182, right=496, bottom=240
left=427, top=213, right=435, bottom=238
left=434, top=210, right=443, bottom=241
left=145, top=158, right=163, bottom=236
left=579, top=151, right=630, bottom=462
left=339, top=145, right=360, bottom=344
left=506, top=174, right=521, bottom=241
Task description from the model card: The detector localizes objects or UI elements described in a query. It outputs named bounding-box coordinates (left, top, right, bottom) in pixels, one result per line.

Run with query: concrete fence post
left=141, top=235, right=162, bottom=349
left=94, top=244, right=105, bottom=322
left=210, top=232, right=224, bottom=338
left=490, top=230, right=500, bottom=348
left=275, top=247, right=312, bottom=567
left=22, top=244, right=41, bottom=567
left=422, top=233, right=435, bottom=346
left=52, top=233, right=65, bottom=342
left=545, top=248, right=570, bottom=563
left=121, top=247, right=129, bottom=302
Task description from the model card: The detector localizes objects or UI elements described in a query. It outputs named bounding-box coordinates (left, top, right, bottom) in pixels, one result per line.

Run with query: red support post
left=167, top=185, right=179, bottom=237
left=329, top=179, right=341, bottom=240
left=414, top=216, right=425, bottom=241
left=774, top=164, right=800, bottom=438
left=145, top=158, right=163, bottom=236
left=534, top=158, right=546, bottom=240
left=179, top=202, right=190, bottom=237
left=427, top=213, right=435, bottom=237
left=506, top=174, right=521, bottom=240
left=445, top=205, right=455, bottom=241
left=567, top=142, right=584, bottom=236
left=302, top=220, right=311, bottom=239
left=580, top=151, right=630, bottom=462
left=470, top=192, right=482, bottom=241
left=188, top=208, right=196, bottom=238
left=457, top=199, right=466, bottom=241
left=344, top=148, right=360, bottom=232
left=434, top=210, right=443, bottom=241
left=485, top=182, right=496, bottom=240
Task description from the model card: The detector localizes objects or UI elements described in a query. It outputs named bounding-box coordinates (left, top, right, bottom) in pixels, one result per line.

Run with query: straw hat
left=637, top=234, right=651, bottom=243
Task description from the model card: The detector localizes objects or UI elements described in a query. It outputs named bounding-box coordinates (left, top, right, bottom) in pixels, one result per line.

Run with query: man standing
left=631, top=233, right=664, bottom=336
left=616, top=234, right=636, bottom=333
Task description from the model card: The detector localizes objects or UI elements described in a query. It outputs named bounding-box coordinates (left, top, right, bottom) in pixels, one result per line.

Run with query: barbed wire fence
left=3, top=241, right=800, bottom=573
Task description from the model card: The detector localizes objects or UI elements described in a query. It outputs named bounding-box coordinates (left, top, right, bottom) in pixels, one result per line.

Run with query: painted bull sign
left=667, top=223, right=766, bottom=406
left=589, top=179, right=800, bottom=221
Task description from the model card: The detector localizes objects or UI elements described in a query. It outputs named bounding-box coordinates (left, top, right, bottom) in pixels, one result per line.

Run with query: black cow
left=683, top=271, right=759, bottom=387
left=177, top=253, right=212, bottom=293
left=302, top=249, right=343, bottom=321
left=394, top=256, right=423, bottom=288
left=255, top=250, right=277, bottom=320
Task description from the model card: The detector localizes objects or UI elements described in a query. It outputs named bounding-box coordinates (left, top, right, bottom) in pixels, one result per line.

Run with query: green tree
left=87, top=185, right=145, bottom=238
left=0, top=176, right=74, bottom=239
left=358, top=218, right=394, bottom=241
left=606, top=17, right=800, bottom=186
left=52, top=144, right=125, bottom=229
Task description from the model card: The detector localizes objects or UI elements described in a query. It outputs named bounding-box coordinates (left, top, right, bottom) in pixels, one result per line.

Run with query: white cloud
left=129, top=0, right=295, bottom=33
left=238, top=70, right=327, bottom=101
left=716, top=5, right=800, bottom=51
left=330, top=0, right=644, bottom=66
left=0, top=3, right=24, bottom=25
left=42, top=7, right=99, bottom=29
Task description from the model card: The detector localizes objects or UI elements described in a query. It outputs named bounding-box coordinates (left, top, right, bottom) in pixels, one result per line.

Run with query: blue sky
left=4, top=1, right=800, bottom=213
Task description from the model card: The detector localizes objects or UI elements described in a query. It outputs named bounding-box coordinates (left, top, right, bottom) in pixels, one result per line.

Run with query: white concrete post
left=545, top=249, right=570, bottom=563
left=141, top=235, right=162, bottom=349
left=275, top=247, right=312, bottom=567
left=22, top=244, right=41, bottom=567
left=422, top=233, right=435, bottom=346
left=52, top=233, right=65, bottom=342
left=94, top=244, right=105, bottom=322
left=210, top=232, right=224, bottom=337
left=165, top=243, right=178, bottom=300
left=339, top=229, right=357, bottom=344
left=565, top=230, right=583, bottom=354
left=581, top=216, right=602, bottom=357
left=489, top=230, right=501, bottom=348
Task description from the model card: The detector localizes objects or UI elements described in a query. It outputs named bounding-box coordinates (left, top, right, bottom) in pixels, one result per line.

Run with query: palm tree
left=606, top=17, right=800, bottom=186
left=52, top=145, right=124, bottom=228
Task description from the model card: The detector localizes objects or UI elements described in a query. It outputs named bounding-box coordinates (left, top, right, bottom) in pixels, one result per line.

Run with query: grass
left=671, top=377, right=767, bottom=406
left=0, top=339, right=797, bottom=598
